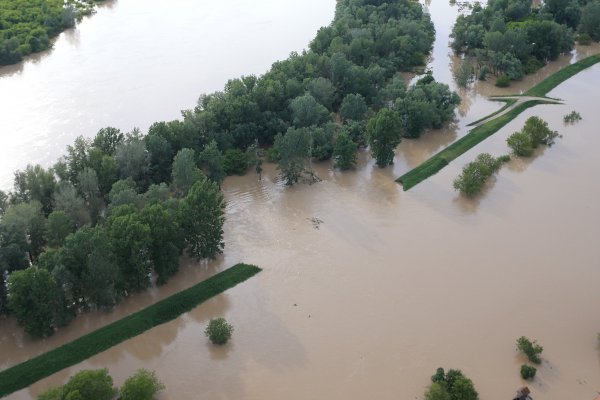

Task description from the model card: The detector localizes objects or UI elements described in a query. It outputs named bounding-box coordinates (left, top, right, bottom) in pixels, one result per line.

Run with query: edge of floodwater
left=0, top=263, right=262, bottom=398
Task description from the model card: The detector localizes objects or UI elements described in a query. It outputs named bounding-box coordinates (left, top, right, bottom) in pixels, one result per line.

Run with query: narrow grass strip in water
left=397, top=100, right=550, bottom=190
left=0, top=263, right=262, bottom=398
left=467, top=98, right=516, bottom=127
left=525, top=53, right=600, bottom=97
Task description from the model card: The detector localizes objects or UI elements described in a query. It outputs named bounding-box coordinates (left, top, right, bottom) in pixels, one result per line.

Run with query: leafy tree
left=145, top=133, right=174, bottom=185
left=0, top=267, right=7, bottom=315
left=108, top=178, right=139, bottom=208
left=289, top=93, right=331, bottom=127
left=119, top=369, right=165, bottom=400
left=106, top=205, right=152, bottom=292
left=453, top=153, right=504, bottom=197
left=205, top=317, right=234, bottom=345
left=141, top=203, right=182, bottom=285
left=49, top=264, right=76, bottom=327
left=455, top=58, right=474, bottom=88
left=46, top=211, right=74, bottom=248
left=579, top=1, right=600, bottom=41
left=0, top=190, right=8, bottom=215
left=139, top=183, right=170, bottom=207
left=507, top=131, right=534, bottom=157
left=92, top=127, right=124, bottom=155
left=311, top=124, right=335, bottom=161
left=61, top=369, right=116, bottom=400
left=198, top=141, right=226, bottom=186
left=179, top=177, right=225, bottom=260
left=12, top=164, right=56, bottom=215
left=115, top=135, right=150, bottom=188
left=333, top=132, right=358, bottom=170
left=274, top=128, right=312, bottom=185
left=426, top=367, right=478, bottom=400
left=520, top=364, right=537, bottom=380
left=341, top=120, right=367, bottom=147
left=522, top=116, right=559, bottom=147
left=77, top=167, right=104, bottom=223
left=53, top=182, right=90, bottom=228
left=367, top=108, right=402, bottom=167
left=307, top=77, right=337, bottom=110
left=516, top=336, right=543, bottom=364
left=2, top=201, right=47, bottom=263
left=223, top=149, right=250, bottom=175
left=171, top=148, right=202, bottom=196
left=7, top=267, right=57, bottom=337
left=340, top=93, right=368, bottom=122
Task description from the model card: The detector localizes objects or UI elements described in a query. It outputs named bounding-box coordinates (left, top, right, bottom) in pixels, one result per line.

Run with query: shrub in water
left=520, top=365, right=537, bottom=380
left=495, top=75, right=510, bottom=87
left=205, top=317, right=234, bottom=345
left=453, top=153, right=503, bottom=197
left=516, top=336, right=543, bottom=364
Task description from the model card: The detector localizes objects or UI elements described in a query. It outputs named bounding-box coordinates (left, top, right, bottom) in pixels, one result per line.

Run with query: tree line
left=0, top=0, right=461, bottom=337
left=0, top=0, right=102, bottom=65
left=451, top=0, right=600, bottom=86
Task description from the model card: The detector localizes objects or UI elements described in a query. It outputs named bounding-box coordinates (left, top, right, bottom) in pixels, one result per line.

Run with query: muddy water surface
left=2, top=1, right=600, bottom=400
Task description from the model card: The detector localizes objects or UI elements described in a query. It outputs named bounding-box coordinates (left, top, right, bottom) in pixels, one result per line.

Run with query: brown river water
left=1, top=1, right=600, bottom=399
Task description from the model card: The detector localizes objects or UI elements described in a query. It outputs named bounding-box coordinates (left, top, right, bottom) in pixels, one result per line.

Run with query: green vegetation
left=333, top=132, right=358, bottom=170
left=367, top=108, right=402, bottom=167
left=205, top=317, right=234, bottom=345
left=426, top=368, right=479, bottom=400
left=453, top=153, right=506, bottom=197
left=507, top=116, right=560, bottom=156
left=563, top=110, right=582, bottom=123
left=451, top=0, right=577, bottom=85
left=516, top=336, right=544, bottom=364
left=0, top=0, right=103, bottom=65
left=119, top=369, right=165, bottom=400
left=37, top=368, right=164, bottom=400
left=525, top=53, right=600, bottom=97
left=0, top=263, right=261, bottom=397
left=467, top=98, right=517, bottom=127
left=520, top=364, right=537, bottom=380
left=397, top=99, right=549, bottom=190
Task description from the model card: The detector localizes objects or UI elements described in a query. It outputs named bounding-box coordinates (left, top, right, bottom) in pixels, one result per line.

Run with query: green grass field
left=525, top=53, right=600, bottom=97
left=0, top=263, right=261, bottom=398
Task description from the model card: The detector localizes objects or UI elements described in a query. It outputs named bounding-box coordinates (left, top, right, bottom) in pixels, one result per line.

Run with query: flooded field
left=1, top=1, right=599, bottom=399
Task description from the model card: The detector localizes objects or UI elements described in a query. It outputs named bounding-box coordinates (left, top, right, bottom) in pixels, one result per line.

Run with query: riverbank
left=0, top=263, right=260, bottom=398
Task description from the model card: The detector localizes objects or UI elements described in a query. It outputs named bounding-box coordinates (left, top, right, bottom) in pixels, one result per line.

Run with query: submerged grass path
left=0, top=263, right=262, bottom=398
left=397, top=53, right=600, bottom=190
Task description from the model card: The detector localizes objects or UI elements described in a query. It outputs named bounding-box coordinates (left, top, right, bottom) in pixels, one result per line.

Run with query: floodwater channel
left=1, top=1, right=600, bottom=399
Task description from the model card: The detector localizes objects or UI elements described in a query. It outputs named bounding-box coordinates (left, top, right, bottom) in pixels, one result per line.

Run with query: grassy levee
left=467, top=98, right=516, bottom=127
left=397, top=100, right=549, bottom=190
left=0, top=263, right=261, bottom=398
left=525, top=53, right=600, bottom=97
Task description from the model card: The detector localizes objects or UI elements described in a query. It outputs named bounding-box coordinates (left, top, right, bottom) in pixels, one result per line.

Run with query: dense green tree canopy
left=367, top=108, right=402, bottom=167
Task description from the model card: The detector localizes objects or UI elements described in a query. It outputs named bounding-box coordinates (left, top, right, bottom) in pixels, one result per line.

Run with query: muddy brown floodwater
left=2, top=1, right=600, bottom=400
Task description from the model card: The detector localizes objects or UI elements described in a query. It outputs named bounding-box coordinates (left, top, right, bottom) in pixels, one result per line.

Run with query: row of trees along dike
left=0, top=0, right=461, bottom=337
left=451, top=0, right=600, bottom=87
left=0, top=0, right=103, bottom=65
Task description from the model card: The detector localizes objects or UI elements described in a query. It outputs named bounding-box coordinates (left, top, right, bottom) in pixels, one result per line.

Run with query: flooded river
left=1, top=1, right=600, bottom=399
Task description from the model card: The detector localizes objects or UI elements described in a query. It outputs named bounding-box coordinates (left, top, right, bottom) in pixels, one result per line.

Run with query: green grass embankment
left=525, top=53, right=600, bottom=97
left=397, top=100, right=550, bottom=190
left=0, top=263, right=261, bottom=398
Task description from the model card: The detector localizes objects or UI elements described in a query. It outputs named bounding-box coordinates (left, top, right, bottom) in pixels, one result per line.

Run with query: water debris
left=308, top=217, right=324, bottom=229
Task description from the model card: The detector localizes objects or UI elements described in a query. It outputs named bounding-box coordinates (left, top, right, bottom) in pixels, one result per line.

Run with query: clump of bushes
left=577, top=33, right=592, bottom=45
left=516, top=336, right=544, bottom=364
left=425, top=367, right=478, bottom=400
left=37, top=368, right=164, bottom=400
left=563, top=111, right=582, bottom=123
left=507, top=116, right=560, bottom=156
left=495, top=75, right=511, bottom=88
left=520, top=365, right=537, bottom=380
left=453, top=153, right=506, bottom=197
left=205, top=317, right=234, bottom=345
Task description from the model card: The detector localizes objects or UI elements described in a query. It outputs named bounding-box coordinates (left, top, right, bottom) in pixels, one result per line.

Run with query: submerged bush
left=205, top=317, right=234, bottom=345
left=426, top=367, right=478, bottom=400
left=453, top=153, right=503, bottom=197
left=577, top=33, right=592, bottom=45
left=495, top=75, right=511, bottom=88
left=520, top=365, right=537, bottom=380
left=507, top=116, right=560, bottom=156
left=563, top=111, right=582, bottom=123
left=516, top=336, right=543, bottom=364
